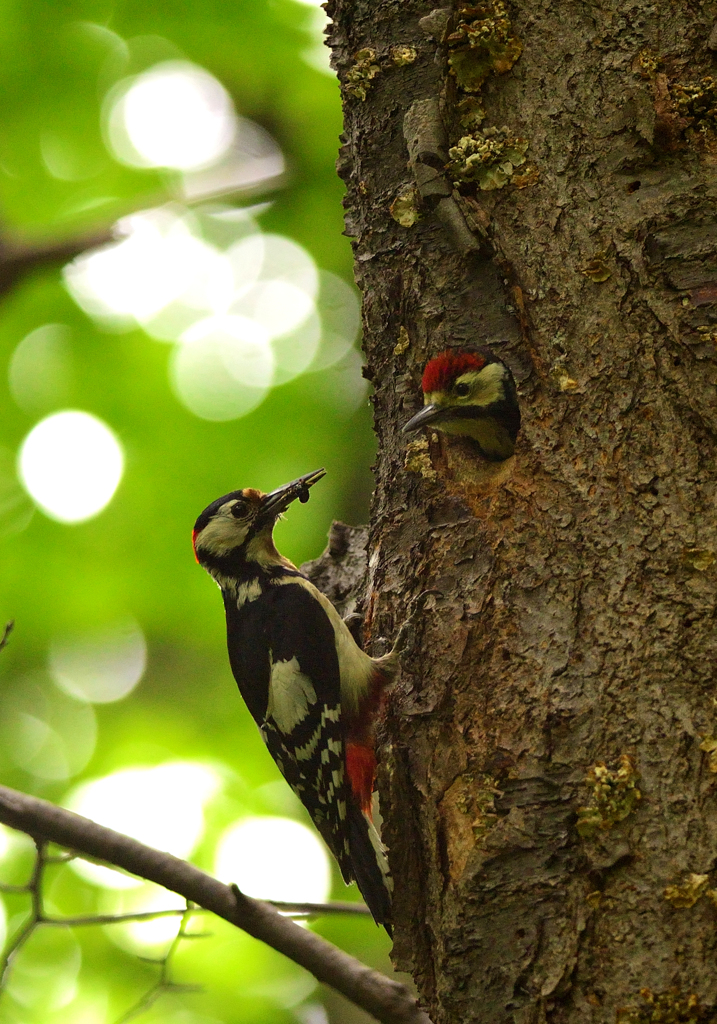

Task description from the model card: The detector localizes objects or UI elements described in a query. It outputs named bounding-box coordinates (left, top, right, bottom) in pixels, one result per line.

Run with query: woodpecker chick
left=193, top=470, right=396, bottom=932
left=403, top=346, right=520, bottom=460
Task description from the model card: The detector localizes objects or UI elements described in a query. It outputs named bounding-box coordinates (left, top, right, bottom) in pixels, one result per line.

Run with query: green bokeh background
left=0, top=1, right=393, bottom=1021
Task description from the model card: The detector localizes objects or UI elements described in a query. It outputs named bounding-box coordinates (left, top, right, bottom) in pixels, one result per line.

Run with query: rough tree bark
left=325, top=1, right=717, bottom=1022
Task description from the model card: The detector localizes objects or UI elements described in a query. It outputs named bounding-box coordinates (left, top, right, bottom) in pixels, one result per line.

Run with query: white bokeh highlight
left=106, top=61, right=237, bottom=171
left=8, top=323, right=73, bottom=413
left=65, top=207, right=232, bottom=328
left=214, top=817, right=331, bottom=904
left=172, top=316, right=274, bottom=420
left=1, top=675, right=97, bottom=782
left=99, top=884, right=188, bottom=954
left=64, top=201, right=362, bottom=421
left=66, top=762, right=221, bottom=889
left=49, top=620, right=147, bottom=704
left=18, top=411, right=124, bottom=524
left=5, top=929, right=80, bottom=1012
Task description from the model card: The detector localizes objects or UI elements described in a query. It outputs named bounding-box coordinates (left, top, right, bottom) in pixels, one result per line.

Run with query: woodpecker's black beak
left=402, top=404, right=446, bottom=433
left=260, top=468, right=326, bottom=520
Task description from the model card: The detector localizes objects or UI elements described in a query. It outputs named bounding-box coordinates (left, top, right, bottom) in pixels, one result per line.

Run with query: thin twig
left=0, top=785, right=432, bottom=1024
left=114, top=904, right=202, bottom=1024
left=40, top=898, right=372, bottom=928
left=269, top=898, right=372, bottom=917
left=0, top=839, right=46, bottom=988
left=0, top=621, right=13, bottom=654
left=43, top=909, right=202, bottom=928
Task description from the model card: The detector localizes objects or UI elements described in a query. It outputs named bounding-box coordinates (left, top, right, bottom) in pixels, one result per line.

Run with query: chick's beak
left=260, top=468, right=326, bottom=519
left=402, top=403, right=444, bottom=434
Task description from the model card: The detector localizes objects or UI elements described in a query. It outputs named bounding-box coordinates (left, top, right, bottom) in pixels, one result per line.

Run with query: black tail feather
left=346, top=801, right=392, bottom=935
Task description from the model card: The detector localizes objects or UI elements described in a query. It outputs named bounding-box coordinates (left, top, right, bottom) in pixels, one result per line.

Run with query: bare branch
left=0, top=785, right=432, bottom=1024
left=0, top=230, right=115, bottom=299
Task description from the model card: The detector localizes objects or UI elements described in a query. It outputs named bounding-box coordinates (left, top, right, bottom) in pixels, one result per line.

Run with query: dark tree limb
left=0, top=785, right=432, bottom=1024
left=0, top=230, right=115, bottom=298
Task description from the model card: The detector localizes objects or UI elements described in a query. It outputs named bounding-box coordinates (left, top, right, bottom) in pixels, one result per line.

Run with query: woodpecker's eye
left=454, top=382, right=471, bottom=397
left=231, top=501, right=248, bottom=518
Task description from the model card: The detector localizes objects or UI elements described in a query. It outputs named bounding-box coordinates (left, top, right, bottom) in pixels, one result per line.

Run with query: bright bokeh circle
left=171, top=315, right=274, bottom=421
left=66, top=762, right=221, bottom=889
left=99, top=884, right=189, bottom=954
left=214, top=816, right=331, bottom=904
left=106, top=61, right=237, bottom=170
left=18, top=411, right=124, bottom=524
left=49, top=620, right=147, bottom=704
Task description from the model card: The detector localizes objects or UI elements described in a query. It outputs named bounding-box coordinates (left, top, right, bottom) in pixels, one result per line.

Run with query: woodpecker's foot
left=393, top=589, right=442, bottom=657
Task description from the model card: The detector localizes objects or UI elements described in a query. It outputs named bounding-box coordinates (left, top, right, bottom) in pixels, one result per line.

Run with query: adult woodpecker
left=192, top=470, right=395, bottom=931
left=402, top=346, right=521, bottom=461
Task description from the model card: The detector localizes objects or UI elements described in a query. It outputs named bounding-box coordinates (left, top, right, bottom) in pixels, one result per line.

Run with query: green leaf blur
left=0, top=1, right=391, bottom=1021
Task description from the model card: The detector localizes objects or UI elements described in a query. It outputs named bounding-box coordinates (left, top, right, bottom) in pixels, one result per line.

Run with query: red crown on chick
left=421, top=349, right=487, bottom=394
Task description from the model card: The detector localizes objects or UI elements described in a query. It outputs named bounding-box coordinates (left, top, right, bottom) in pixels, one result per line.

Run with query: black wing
left=224, top=580, right=353, bottom=878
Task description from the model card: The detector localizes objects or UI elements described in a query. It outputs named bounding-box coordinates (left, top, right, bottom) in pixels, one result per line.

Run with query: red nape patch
left=192, top=528, right=200, bottom=564
left=422, top=349, right=486, bottom=394
left=346, top=742, right=376, bottom=818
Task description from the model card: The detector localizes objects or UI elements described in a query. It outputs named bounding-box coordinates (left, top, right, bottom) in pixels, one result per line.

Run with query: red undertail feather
left=422, top=349, right=486, bottom=393
left=192, top=529, right=200, bottom=564
left=346, top=743, right=377, bottom=817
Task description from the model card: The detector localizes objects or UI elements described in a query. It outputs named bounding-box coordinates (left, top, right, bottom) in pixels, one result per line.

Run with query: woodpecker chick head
left=402, top=347, right=520, bottom=461
left=192, top=468, right=325, bottom=569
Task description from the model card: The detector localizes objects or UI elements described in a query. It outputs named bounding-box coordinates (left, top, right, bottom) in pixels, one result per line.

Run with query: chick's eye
left=231, top=502, right=248, bottom=518
left=454, top=382, right=471, bottom=397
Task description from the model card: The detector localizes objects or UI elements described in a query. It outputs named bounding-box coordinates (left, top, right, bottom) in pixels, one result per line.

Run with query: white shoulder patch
left=236, top=579, right=262, bottom=609
left=267, top=655, right=317, bottom=734
left=275, top=576, right=377, bottom=713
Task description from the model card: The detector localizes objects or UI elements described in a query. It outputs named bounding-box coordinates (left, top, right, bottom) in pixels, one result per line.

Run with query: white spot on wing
left=276, top=577, right=380, bottom=713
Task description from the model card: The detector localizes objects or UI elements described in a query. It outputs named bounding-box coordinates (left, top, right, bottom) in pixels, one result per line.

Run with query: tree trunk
left=326, top=1, right=717, bottom=1022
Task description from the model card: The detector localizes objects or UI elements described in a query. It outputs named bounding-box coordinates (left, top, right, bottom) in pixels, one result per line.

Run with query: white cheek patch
left=196, top=512, right=249, bottom=557
left=267, top=655, right=317, bottom=734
